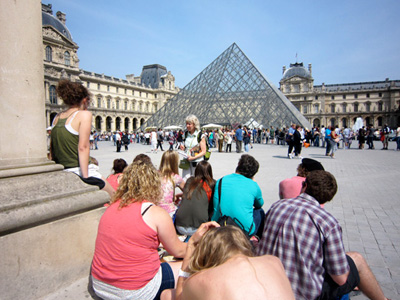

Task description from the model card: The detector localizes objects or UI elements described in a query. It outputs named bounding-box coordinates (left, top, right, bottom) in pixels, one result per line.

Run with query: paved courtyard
left=46, top=139, right=400, bottom=299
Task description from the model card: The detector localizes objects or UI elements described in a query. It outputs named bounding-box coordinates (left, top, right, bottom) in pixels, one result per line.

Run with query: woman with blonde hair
left=180, top=115, right=207, bottom=180
left=91, top=161, right=189, bottom=300
left=159, top=150, right=185, bottom=217
left=162, top=225, right=295, bottom=300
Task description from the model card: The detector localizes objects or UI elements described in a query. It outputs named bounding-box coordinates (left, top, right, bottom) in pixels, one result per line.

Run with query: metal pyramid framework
left=144, top=43, right=311, bottom=129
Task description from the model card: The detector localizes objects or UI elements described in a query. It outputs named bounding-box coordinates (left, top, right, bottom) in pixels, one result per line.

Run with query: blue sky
left=46, top=0, right=400, bottom=88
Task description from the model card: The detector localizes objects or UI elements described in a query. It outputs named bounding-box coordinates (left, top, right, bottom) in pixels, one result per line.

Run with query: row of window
left=302, top=102, right=384, bottom=114
left=313, top=116, right=384, bottom=128
left=48, top=85, right=159, bottom=112
left=86, top=82, right=156, bottom=99
left=314, top=92, right=383, bottom=100
left=95, top=97, right=158, bottom=112
left=45, top=46, right=70, bottom=66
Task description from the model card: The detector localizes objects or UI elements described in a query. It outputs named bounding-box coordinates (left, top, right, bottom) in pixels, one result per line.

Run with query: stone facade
left=280, top=62, right=400, bottom=129
left=42, top=4, right=179, bottom=133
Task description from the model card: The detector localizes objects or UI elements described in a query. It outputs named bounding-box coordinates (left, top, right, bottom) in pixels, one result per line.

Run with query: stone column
left=0, top=0, right=48, bottom=169
left=0, top=2, right=109, bottom=299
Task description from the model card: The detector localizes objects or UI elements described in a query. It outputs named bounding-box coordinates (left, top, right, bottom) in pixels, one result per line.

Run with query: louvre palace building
left=280, top=63, right=400, bottom=129
left=42, top=4, right=179, bottom=133
left=42, top=3, right=399, bottom=133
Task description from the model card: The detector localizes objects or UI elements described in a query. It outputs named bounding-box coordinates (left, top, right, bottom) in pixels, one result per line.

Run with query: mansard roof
left=314, top=80, right=400, bottom=92
left=282, top=62, right=312, bottom=80
left=42, top=7, right=73, bottom=42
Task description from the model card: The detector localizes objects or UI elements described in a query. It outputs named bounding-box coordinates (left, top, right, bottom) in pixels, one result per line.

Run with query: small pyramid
left=144, top=43, right=311, bottom=129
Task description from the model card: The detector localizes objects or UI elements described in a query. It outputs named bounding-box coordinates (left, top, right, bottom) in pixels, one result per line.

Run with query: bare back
left=181, top=255, right=294, bottom=300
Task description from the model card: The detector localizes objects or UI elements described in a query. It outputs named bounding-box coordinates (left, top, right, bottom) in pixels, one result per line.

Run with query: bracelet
left=178, top=269, right=191, bottom=278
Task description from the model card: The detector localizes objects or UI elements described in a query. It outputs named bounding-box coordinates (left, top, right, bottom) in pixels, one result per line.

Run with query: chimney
left=56, top=11, right=66, bottom=25
left=282, top=66, right=286, bottom=74
left=308, top=64, right=312, bottom=76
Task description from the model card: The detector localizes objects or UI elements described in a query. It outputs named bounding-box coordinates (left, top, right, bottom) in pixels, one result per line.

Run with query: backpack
left=184, top=131, right=210, bottom=161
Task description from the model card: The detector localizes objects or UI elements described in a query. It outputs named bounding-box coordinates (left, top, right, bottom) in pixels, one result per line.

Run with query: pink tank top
left=91, top=200, right=160, bottom=290
left=106, top=173, right=122, bottom=191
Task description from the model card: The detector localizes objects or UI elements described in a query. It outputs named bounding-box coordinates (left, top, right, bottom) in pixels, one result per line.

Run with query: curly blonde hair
left=111, top=161, right=162, bottom=208
left=188, top=226, right=254, bottom=274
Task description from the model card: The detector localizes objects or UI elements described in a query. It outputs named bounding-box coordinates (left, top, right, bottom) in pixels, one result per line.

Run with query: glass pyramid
left=144, top=43, right=311, bottom=129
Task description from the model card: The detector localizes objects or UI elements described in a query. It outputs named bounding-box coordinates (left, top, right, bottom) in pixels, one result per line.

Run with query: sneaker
left=298, top=155, right=303, bottom=159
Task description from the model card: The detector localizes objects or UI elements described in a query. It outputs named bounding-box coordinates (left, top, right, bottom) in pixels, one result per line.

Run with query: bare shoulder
left=77, top=110, right=92, bottom=119
left=252, top=255, right=285, bottom=272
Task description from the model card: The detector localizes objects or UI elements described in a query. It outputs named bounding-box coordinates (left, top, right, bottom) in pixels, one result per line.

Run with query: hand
left=190, top=221, right=220, bottom=245
left=179, top=144, right=185, bottom=151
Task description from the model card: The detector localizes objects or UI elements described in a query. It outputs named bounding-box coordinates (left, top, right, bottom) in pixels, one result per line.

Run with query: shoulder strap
left=141, top=203, right=153, bottom=216
left=218, top=177, right=223, bottom=215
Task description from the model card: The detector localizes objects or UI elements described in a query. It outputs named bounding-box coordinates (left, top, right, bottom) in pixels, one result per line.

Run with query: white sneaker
left=298, top=155, right=303, bottom=159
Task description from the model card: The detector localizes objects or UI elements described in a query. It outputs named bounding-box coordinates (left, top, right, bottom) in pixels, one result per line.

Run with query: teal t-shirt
left=211, top=173, right=263, bottom=235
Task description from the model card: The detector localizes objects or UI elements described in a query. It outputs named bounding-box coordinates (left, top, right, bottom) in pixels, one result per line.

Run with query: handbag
left=179, top=159, right=190, bottom=170
left=216, top=177, right=251, bottom=238
left=204, top=150, right=211, bottom=161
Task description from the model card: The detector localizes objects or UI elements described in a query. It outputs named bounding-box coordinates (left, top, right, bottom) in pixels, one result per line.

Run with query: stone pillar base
left=0, top=166, right=109, bottom=299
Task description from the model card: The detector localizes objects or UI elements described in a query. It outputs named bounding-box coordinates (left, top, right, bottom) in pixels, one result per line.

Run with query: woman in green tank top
left=50, top=80, right=114, bottom=197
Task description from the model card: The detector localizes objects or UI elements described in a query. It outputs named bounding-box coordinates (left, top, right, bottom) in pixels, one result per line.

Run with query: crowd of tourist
left=90, top=117, right=390, bottom=300
left=49, top=80, right=393, bottom=300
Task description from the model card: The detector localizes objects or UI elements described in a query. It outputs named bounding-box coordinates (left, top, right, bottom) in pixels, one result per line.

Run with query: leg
left=346, top=251, right=387, bottom=300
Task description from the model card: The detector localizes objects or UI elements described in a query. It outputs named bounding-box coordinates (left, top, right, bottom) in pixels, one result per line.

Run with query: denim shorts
left=153, top=262, right=175, bottom=300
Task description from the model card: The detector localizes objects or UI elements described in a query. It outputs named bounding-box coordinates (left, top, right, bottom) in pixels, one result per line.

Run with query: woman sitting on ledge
left=50, top=79, right=114, bottom=196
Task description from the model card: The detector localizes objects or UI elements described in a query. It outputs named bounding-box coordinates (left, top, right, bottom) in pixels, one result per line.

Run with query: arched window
left=45, top=46, right=52, bottom=62
left=366, top=102, right=371, bottom=112
left=64, top=51, right=70, bottom=66
left=49, top=85, right=57, bottom=104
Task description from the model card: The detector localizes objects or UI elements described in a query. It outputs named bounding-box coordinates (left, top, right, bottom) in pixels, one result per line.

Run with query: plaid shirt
left=256, top=193, right=349, bottom=300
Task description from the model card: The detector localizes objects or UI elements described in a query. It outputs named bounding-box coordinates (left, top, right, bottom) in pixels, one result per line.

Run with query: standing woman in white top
left=50, top=80, right=114, bottom=197
left=180, top=115, right=207, bottom=180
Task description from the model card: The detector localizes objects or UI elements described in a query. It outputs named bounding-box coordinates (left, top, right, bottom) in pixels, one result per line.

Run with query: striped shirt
left=256, top=193, right=349, bottom=300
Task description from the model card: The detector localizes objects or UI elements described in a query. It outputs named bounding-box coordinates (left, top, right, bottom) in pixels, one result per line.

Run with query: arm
left=151, top=206, right=187, bottom=258
left=77, top=111, right=92, bottom=178
left=253, top=184, right=264, bottom=208
left=188, top=137, right=206, bottom=162
left=329, top=271, right=350, bottom=286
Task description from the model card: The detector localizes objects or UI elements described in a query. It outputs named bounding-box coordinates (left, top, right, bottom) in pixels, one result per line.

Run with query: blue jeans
left=253, top=208, right=265, bottom=237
